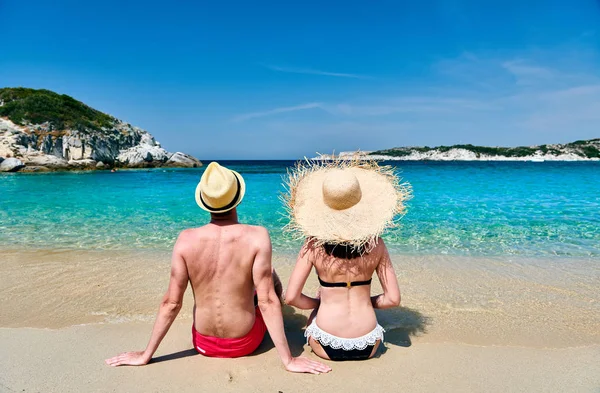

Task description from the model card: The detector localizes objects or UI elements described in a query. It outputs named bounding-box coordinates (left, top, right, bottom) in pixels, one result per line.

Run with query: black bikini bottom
left=321, top=344, right=375, bottom=361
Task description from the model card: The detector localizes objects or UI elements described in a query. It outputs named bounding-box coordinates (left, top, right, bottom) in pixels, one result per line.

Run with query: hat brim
left=195, top=170, right=246, bottom=213
left=284, top=158, right=411, bottom=249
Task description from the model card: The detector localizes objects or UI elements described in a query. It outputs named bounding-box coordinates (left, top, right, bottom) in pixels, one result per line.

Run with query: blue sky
left=1, top=1, right=599, bottom=159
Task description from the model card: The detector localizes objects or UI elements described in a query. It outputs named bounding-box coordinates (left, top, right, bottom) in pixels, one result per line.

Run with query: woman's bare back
left=311, top=241, right=386, bottom=338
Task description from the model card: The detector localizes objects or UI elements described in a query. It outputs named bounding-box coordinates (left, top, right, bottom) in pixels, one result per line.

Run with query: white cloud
left=231, top=102, right=323, bottom=122
left=321, top=97, right=500, bottom=117
left=263, top=64, right=370, bottom=79
left=537, top=84, right=600, bottom=100
left=502, top=60, right=554, bottom=79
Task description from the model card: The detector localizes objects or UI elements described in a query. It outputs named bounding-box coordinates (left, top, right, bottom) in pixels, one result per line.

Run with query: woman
left=283, top=158, right=411, bottom=361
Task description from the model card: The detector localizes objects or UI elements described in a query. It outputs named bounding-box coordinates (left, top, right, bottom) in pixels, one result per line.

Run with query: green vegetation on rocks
left=0, top=87, right=115, bottom=132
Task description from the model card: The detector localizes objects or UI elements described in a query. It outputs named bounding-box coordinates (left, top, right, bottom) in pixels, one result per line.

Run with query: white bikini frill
left=304, top=320, right=385, bottom=351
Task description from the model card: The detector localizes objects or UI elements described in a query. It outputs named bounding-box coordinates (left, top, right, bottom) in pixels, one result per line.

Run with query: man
left=105, top=162, right=330, bottom=374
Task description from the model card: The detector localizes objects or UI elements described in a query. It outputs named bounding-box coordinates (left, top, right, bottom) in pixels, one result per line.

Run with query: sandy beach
left=1, top=248, right=599, bottom=392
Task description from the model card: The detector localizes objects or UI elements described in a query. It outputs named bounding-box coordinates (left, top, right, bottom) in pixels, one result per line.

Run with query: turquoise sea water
left=1, top=161, right=599, bottom=258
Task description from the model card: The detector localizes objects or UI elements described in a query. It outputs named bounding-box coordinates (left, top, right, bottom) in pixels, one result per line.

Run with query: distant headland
left=315, top=139, right=600, bottom=162
left=0, top=87, right=202, bottom=172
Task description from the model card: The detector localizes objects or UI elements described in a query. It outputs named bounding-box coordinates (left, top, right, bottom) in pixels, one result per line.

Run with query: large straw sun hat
left=283, top=155, right=411, bottom=251
left=196, top=162, right=246, bottom=213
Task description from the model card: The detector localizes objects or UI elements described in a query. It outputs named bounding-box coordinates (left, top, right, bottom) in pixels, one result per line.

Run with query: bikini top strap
left=318, top=276, right=372, bottom=288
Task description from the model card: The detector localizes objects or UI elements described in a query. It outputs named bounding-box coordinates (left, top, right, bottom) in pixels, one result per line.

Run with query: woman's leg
left=368, top=340, right=381, bottom=358
left=308, top=336, right=330, bottom=360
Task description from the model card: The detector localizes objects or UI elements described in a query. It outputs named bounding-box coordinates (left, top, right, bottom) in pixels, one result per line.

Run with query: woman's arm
left=284, top=240, right=320, bottom=310
left=105, top=233, right=190, bottom=366
left=371, top=240, right=401, bottom=309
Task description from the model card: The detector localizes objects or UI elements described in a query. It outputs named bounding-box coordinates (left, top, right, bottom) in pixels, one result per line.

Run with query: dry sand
left=1, top=249, right=599, bottom=392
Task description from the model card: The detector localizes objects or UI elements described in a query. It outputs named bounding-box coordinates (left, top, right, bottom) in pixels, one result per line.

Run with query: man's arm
left=105, top=233, right=189, bottom=367
left=252, top=228, right=331, bottom=374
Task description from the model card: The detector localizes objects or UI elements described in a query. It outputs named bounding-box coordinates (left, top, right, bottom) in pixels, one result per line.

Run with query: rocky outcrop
left=165, top=152, right=203, bottom=167
left=0, top=157, right=25, bottom=172
left=0, top=117, right=202, bottom=172
left=21, top=151, right=68, bottom=168
left=315, top=139, right=600, bottom=161
left=116, top=133, right=171, bottom=167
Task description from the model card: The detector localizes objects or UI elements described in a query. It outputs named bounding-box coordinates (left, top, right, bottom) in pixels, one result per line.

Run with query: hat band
left=200, top=175, right=241, bottom=212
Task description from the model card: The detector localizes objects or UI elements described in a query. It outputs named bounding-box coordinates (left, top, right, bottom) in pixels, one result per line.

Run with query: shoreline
left=0, top=245, right=597, bottom=261
left=2, top=159, right=600, bottom=175
left=1, top=248, right=598, bottom=345
left=0, top=166, right=207, bottom=174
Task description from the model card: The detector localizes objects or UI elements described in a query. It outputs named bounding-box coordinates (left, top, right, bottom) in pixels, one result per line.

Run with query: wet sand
left=1, top=249, right=599, bottom=392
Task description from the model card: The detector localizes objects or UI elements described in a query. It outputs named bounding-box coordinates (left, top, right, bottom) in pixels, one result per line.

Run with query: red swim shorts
left=192, top=307, right=267, bottom=358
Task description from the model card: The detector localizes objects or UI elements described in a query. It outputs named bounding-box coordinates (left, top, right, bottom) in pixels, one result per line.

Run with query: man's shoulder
left=175, top=226, right=213, bottom=246
left=234, top=224, right=268, bottom=240
left=178, top=224, right=268, bottom=237
left=178, top=226, right=204, bottom=238
left=176, top=224, right=270, bottom=245
left=242, top=224, right=269, bottom=234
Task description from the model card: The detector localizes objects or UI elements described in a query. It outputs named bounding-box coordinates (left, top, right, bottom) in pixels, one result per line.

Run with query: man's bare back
left=181, top=222, right=271, bottom=338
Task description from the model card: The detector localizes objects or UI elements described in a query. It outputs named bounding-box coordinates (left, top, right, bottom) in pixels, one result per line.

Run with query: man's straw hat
left=196, top=162, right=246, bottom=213
left=283, top=155, right=411, bottom=251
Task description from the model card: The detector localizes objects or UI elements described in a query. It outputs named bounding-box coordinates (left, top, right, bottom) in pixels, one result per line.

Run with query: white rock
left=139, top=133, right=157, bottom=146
left=22, top=152, right=68, bottom=167
left=0, top=157, right=25, bottom=172
left=166, top=152, right=203, bottom=167
left=116, top=144, right=170, bottom=166
left=68, top=159, right=96, bottom=168
left=96, top=161, right=105, bottom=168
